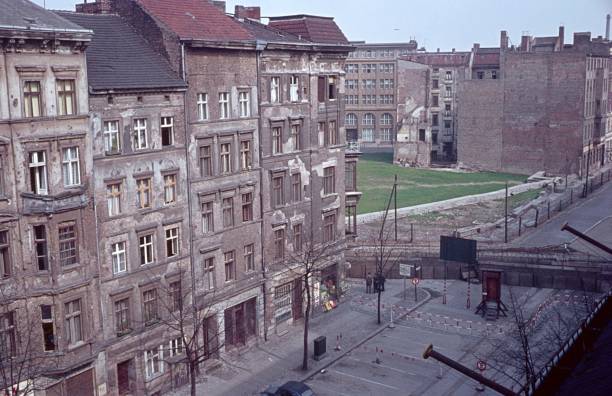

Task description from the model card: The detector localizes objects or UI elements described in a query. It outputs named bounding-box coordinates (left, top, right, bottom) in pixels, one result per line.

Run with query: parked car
left=261, top=381, right=315, bottom=396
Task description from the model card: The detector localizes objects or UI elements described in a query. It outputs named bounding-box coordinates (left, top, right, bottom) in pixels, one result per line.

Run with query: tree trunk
left=377, top=289, right=381, bottom=324
left=190, top=356, right=197, bottom=396
left=303, top=273, right=311, bottom=371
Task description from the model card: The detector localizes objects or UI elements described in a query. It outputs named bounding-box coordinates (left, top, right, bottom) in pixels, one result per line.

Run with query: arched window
left=363, top=113, right=375, bottom=126
left=345, top=113, right=357, bottom=126
left=381, top=113, right=393, bottom=126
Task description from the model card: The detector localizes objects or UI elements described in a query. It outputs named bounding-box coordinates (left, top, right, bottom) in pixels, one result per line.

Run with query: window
left=114, top=298, right=130, bottom=334
left=272, top=127, right=282, bottom=154
left=274, top=229, right=285, bottom=260
left=432, top=79, right=439, bottom=89
left=491, top=70, right=497, bottom=79
left=477, top=71, right=484, bottom=80
left=0, top=231, right=10, bottom=278
left=239, top=91, right=250, bottom=117
left=328, top=76, right=337, bottom=100
left=419, top=129, right=426, bottom=142
left=326, top=120, right=337, bottom=146
left=380, top=79, right=394, bottom=89
left=219, top=92, right=230, bottom=119
left=165, top=226, right=179, bottom=258
left=203, top=257, right=215, bottom=290
left=381, top=113, right=393, bottom=127
left=323, top=212, right=336, bottom=243
left=345, top=94, right=358, bottom=105
left=139, top=234, right=154, bottom=265
left=23, top=81, right=42, bottom=118
left=144, top=346, right=163, bottom=378
left=318, top=122, right=326, bottom=144
left=58, top=224, right=77, bottom=266
left=107, top=183, right=121, bottom=216
left=104, top=120, right=121, bottom=153
left=380, top=94, right=394, bottom=104
left=111, top=241, right=127, bottom=274
left=444, top=120, right=452, bottom=129
left=143, top=289, right=158, bottom=324
left=224, top=251, right=235, bottom=282
left=64, top=299, right=83, bottom=345
left=244, top=244, right=255, bottom=272
left=445, top=86, right=452, bottom=98
left=201, top=201, right=214, bottom=234
left=169, top=337, right=183, bottom=357
left=381, top=128, right=393, bottom=141
left=432, top=114, right=439, bottom=127
left=0, top=156, right=4, bottom=197
left=29, top=151, right=48, bottom=195
left=291, top=173, right=301, bottom=202
left=345, top=79, right=356, bottom=90
left=136, top=178, right=152, bottom=209
left=346, top=113, right=357, bottom=126
left=361, top=129, right=374, bottom=142
left=240, top=140, right=251, bottom=170
left=241, top=192, right=253, bottom=222
left=163, top=174, right=177, bottom=204
left=323, top=167, right=336, bottom=195
left=293, top=224, right=302, bottom=252
left=432, top=132, right=438, bottom=144
left=41, top=305, right=55, bottom=351
left=290, top=76, right=299, bottom=102
left=291, top=124, right=301, bottom=151
left=363, top=113, right=375, bottom=126
left=0, top=312, right=16, bottom=357
left=197, top=93, right=209, bottom=121
left=318, top=76, right=325, bottom=102
left=445, top=70, right=452, bottom=80
left=199, top=145, right=213, bottom=177
left=62, top=147, right=81, bottom=186
left=220, top=143, right=232, bottom=174
left=161, top=116, right=174, bottom=146
left=133, top=118, right=148, bottom=150
left=56, top=79, right=76, bottom=116
left=34, top=225, right=48, bottom=271
left=432, top=95, right=439, bottom=107
left=222, top=197, right=234, bottom=228
left=272, top=175, right=284, bottom=207
left=169, top=281, right=182, bottom=312
left=345, top=162, right=356, bottom=192
left=270, top=77, right=280, bottom=103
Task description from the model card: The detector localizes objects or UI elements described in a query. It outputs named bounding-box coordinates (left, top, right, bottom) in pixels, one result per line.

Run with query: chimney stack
left=235, top=5, right=261, bottom=21
left=520, top=36, right=530, bottom=52
left=500, top=30, right=508, bottom=50
left=558, top=26, right=564, bottom=49
left=75, top=0, right=112, bottom=14
left=211, top=1, right=226, bottom=14
left=606, top=14, right=610, bottom=40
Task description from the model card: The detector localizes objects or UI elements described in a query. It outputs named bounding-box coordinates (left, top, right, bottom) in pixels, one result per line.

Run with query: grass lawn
left=356, top=153, right=528, bottom=214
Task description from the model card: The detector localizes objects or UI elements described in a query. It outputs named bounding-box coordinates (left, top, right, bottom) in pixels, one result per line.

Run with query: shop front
left=319, top=264, right=339, bottom=312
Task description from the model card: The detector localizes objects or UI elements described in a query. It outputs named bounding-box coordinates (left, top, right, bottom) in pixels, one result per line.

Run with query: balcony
left=21, top=188, right=89, bottom=215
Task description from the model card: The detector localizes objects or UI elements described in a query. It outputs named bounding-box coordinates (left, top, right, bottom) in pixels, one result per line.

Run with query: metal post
left=547, top=201, right=550, bottom=219
left=535, top=208, right=539, bottom=227
left=394, top=174, right=398, bottom=241
left=414, top=281, right=418, bottom=302
left=466, top=264, right=471, bottom=309
left=570, top=188, right=573, bottom=204
left=584, top=144, right=591, bottom=198
left=443, top=261, right=447, bottom=304
left=518, top=216, right=522, bottom=236
left=403, top=277, right=406, bottom=300
left=504, top=182, right=508, bottom=243
left=410, top=223, right=414, bottom=242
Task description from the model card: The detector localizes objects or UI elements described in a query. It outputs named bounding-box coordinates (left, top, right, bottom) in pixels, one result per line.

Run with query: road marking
left=331, top=369, right=400, bottom=390
left=346, top=356, right=418, bottom=375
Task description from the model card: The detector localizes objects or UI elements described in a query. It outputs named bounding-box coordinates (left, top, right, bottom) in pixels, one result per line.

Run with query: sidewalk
left=170, top=278, right=429, bottom=396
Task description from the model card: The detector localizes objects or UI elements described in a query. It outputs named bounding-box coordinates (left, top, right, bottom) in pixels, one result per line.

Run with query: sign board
left=411, top=278, right=420, bottom=285
left=440, top=236, right=477, bottom=264
left=477, top=360, right=487, bottom=371
left=399, top=264, right=412, bottom=277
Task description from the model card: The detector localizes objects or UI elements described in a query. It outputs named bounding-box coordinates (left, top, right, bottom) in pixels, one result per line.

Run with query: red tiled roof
left=136, top=0, right=252, bottom=41
left=400, top=52, right=470, bottom=67
left=268, top=15, right=349, bottom=45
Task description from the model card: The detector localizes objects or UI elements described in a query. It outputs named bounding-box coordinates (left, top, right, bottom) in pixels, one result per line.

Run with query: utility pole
left=504, top=182, right=508, bottom=243
left=394, top=174, right=398, bottom=241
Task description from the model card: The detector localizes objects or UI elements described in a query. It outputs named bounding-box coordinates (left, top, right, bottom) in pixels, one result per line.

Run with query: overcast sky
left=34, top=0, right=611, bottom=51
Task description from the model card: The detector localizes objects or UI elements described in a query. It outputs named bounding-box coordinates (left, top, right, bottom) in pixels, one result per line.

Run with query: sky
left=33, top=0, right=611, bottom=51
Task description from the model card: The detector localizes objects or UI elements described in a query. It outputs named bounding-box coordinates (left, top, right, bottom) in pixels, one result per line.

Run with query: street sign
left=411, top=278, right=419, bottom=285
left=477, top=360, right=486, bottom=371
left=399, top=264, right=412, bottom=277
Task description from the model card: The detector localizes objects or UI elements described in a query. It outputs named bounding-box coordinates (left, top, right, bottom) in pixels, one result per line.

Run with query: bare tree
left=0, top=284, right=58, bottom=396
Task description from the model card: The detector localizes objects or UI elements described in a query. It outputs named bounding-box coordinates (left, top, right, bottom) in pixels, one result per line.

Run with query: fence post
left=535, top=208, right=539, bottom=228
left=518, top=216, right=522, bottom=236
left=570, top=188, right=573, bottom=204
left=559, top=199, right=562, bottom=212
left=410, top=223, right=414, bottom=243
left=547, top=201, right=550, bottom=220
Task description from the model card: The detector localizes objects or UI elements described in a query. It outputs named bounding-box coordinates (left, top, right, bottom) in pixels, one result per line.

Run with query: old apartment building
left=458, top=28, right=612, bottom=176
left=2, top=0, right=358, bottom=394
left=0, top=1, right=100, bottom=394
left=344, top=41, right=418, bottom=149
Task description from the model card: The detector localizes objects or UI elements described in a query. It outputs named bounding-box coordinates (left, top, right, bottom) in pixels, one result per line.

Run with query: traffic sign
left=411, top=277, right=419, bottom=285
left=399, top=264, right=412, bottom=277
left=477, top=360, right=486, bottom=371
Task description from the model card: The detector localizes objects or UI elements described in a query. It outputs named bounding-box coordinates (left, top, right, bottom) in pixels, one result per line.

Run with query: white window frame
left=104, top=120, right=121, bottom=153
left=161, top=116, right=174, bottom=146
left=139, top=234, right=154, bottom=265
left=239, top=91, right=250, bottom=117
left=107, top=183, right=121, bottom=216
left=362, top=128, right=374, bottom=142
left=220, top=142, right=232, bottom=174
left=289, top=76, right=299, bottom=102
left=203, top=257, right=215, bottom=290
left=165, top=226, right=179, bottom=258
left=219, top=92, right=230, bottom=119
left=111, top=241, right=127, bottom=274
left=144, top=345, right=164, bottom=379
left=133, top=118, right=148, bottom=150
left=163, top=174, right=177, bottom=204
left=29, top=151, right=48, bottom=195
left=197, top=93, right=209, bottom=121
left=270, top=77, right=280, bottom=103
left=169, top=337, right=184, bottom=357
left=62, top=147, right=81, bottom=187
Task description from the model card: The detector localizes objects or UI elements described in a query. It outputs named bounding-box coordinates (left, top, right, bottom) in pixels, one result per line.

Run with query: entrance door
left=293, top=278, right=303, bottom=320
left=235, top=307, right=246, bottom=346
left=486, top=276, right=499, bottom=302
left=117, top=360, right=132, bottom=395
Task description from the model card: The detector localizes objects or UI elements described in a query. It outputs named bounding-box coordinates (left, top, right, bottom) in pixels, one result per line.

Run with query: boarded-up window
left=317, top=76, right=326, bottom=103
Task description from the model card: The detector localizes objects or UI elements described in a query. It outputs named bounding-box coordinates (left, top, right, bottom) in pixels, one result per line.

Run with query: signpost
left=412, top=277, right=419, bottom=302
left=476, top=360, right=486, bottom=391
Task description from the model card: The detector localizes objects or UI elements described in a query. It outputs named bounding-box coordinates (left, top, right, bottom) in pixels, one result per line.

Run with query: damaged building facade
left=1, top=0, right=359, bottom=395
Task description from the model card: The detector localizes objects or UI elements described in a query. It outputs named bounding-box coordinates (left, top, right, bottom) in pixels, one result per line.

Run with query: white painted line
left=332, top=369, right=400, bottom=390
left=346, top=356, right=418, bottom=376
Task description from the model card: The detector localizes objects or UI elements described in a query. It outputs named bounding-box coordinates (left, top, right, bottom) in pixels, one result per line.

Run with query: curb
left=300, top=288, right=432, bottom=382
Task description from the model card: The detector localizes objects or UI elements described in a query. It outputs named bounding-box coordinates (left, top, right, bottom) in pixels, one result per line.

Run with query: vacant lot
left=357, top=153, right=527, bottom=214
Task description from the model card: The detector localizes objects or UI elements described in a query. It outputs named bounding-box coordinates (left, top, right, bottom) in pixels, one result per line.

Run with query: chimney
left=558, top=26, right=564, bottom=49
left=437, top=48, right=440, bottom=52
left=500, top=30, right=508, bottom=50
left=452, top=48, right=455, bottom=53
left=75, top=0, right=112, bottom=14
left=473, top=43, right=480, bottom=51
left=235, top=5, right=261, bottom=21
left=606, top=14, right=610, bottom=41
left=211, top=1, right=226, bottom=14
left=520, top=36, right=530, bottom=51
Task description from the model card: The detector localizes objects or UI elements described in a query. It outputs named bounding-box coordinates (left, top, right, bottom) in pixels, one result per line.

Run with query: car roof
left=281, top=381, right=311, bottom=392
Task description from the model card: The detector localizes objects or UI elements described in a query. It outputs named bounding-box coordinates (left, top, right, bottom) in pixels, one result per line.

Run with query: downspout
left=255, top=40, right=268, bottom=342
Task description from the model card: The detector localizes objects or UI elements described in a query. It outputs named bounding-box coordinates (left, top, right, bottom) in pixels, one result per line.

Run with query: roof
left=400, top=52, right=470, bottom=67
left=237, top=17, right=310, bottom=44
left=349, top=41, right=419, bottom=50
left=533, top=36, right=558, bottom=47
left=268, top=15, right=349, bottom=45
left=473, top=48, right=500, bottom=67
left=57, top=12, right=186, bottom=91
left=0, top=0, right=90, bottom=34
left=135, top=0, right=252, bottom=42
